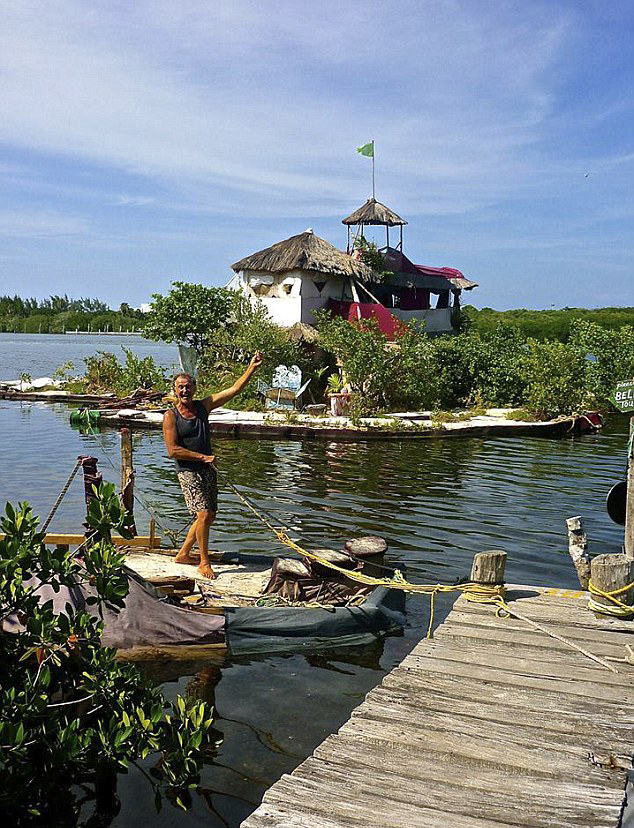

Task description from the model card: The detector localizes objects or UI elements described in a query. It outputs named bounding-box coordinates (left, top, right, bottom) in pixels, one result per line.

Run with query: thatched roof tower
left=342, top=198, right=407, bottom=227
left=231, top=230, right=373, bottom=281
left=342, top=198, right=407, bottom=252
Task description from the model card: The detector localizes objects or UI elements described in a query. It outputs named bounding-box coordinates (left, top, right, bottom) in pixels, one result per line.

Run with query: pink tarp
left=327, top=299, right=401, bottom=339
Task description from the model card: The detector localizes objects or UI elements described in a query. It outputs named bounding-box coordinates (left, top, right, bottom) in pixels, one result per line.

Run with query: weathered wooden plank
left=350, top=696, right=632, bottom=765
left=401, top=655, right=634, bottom=701
left=444, top=609, right=634, bottom=647
left=260, top=771, right=620, bottom=828
left=243, top=584, right=632, bottom=828
left=410, top=642, right=634, bottom=687
left=0, top=532, right=162, bottom=549
left=361, top=685, right=634, bottom=748
left=313, top=735, right=620, bottom=797
left=333, top=714, right=616, bottom=777
left=432, top=617, right=631, bottom=659
left=292, top=757, right=621, bottom=828
left=454, top=594, right=634, bottom=633
left=382, top=669, right=634, bottom=720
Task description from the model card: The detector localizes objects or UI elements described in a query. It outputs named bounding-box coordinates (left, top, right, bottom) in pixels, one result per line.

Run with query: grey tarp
left=225, top=585, right=405, bottom=655
left=3, top=566, right=225, bottom=649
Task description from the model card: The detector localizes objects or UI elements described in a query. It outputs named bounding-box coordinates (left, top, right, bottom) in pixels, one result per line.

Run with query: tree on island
left=143, top=281, right=235, bottom=357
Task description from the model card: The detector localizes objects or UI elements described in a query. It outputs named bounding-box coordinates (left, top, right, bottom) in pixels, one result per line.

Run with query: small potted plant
left=326, top=373, right=351, bottom=416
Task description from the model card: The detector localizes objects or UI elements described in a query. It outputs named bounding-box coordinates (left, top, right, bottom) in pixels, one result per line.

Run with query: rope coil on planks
left=587, top=579, right=634, bottom=617
left=219, top=473, right=624, bottom=671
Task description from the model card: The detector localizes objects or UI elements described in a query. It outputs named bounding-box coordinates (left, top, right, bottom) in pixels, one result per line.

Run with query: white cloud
left=114, top=195, right=156, bottom=207
left=0, top=210, right=89, bottom=238
left=0, top=0, right=581, bottom=217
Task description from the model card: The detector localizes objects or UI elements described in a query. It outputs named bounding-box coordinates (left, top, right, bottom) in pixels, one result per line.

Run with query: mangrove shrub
left=0, top=486, right=214, bottom=825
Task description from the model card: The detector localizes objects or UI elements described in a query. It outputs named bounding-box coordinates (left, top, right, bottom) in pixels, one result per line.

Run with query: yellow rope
left=224, top=476, right=505, bottom=616
left=224, top=478, right=621, bottom=672
left=588, top=579, right=634, bottom=617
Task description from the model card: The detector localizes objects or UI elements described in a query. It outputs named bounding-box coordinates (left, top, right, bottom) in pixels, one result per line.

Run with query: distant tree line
left=0, top=294, right=145, bottom=333
left=464, top=305, right=634, bottom=342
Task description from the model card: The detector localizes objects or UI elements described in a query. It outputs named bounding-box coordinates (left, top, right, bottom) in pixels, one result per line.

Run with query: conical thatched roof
left=342, top=198, right=407, bottom=227
left=231, top=231, right=373, bottom=281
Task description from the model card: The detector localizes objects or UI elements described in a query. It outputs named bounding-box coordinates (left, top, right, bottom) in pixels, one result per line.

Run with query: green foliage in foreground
left=0, top=485, right=215, bottom=826
left=316, top=313, right=634, bottom=419
left=465, top=305, right=634, bottom=342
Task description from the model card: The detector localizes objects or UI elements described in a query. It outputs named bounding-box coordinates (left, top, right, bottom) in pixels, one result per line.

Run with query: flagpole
left=372, top=140, right=375, bottom=199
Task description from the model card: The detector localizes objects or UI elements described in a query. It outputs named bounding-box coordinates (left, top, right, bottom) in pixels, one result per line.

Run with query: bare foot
left=197, top=562, right=216, bottom=580
left=174, top=551, right=199, bottom=565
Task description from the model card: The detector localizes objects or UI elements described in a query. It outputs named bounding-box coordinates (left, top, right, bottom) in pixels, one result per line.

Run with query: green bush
left=523, top=339, right=589, bottom=418
left=0, top=486, right=214, bottom=824
left=466, top=305, right=634, bottom=342
left=62, top=348, right=167, bottom=397
left=569, top=320, right=634, bottom=406
left=316, top=312, right=606, bottom=419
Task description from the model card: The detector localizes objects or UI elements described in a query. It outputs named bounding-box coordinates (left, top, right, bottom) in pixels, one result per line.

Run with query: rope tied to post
left=587, top=579, right=634, bottom=617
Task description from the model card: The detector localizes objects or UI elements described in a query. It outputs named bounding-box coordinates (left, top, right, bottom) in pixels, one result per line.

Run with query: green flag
left=357, top=141, right=374, bottom=158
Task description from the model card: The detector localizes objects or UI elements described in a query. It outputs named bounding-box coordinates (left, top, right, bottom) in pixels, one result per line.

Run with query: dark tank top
left=172, top=402, right=212, bottom=471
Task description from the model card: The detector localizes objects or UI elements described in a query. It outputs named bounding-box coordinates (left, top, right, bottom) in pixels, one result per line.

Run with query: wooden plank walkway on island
left=242, top=585, right=634, bottom=828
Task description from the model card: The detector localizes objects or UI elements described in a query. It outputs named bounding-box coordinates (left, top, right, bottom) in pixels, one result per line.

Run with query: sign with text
left=611, top=379, right=634, bottom=412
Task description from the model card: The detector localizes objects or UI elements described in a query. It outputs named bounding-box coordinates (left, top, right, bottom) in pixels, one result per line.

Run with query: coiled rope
left=588, top=579, right=634, bottom=617
left=218, top=472, right=621, bottom=671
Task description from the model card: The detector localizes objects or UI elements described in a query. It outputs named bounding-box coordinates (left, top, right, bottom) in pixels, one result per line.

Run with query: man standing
left=162, top=352, right=263, bottom=578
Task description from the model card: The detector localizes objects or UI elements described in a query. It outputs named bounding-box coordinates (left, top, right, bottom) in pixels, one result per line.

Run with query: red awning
left=327, top=299, right=401, bottom=339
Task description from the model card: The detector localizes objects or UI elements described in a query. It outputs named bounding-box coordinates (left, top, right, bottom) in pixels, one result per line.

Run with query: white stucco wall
left=229, top=269, right=355, bottom=326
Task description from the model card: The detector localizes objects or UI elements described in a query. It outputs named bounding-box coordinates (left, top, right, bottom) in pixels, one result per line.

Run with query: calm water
left=0, top=335, right=630, bottom=826
left=0, top=331, right=179, bottom=381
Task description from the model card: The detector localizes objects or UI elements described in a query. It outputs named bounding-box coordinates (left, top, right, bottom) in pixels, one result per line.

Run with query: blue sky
left=1, top=0, right=633, bottom=310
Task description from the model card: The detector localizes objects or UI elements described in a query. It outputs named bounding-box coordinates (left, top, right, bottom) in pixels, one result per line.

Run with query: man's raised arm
left=202, top=351, right=263, bottom=413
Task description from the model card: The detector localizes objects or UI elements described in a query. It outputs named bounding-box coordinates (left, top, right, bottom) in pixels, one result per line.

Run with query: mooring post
left=120, top=428, right=133, bottom=493
left=589, top=553, right=634, bottom=616
left=119, top=428, right=137, bottom=536
left=625, top=416, right=634, bottom=560
left=566, top=516, right=591, bottom=589
left=470, top=550, right=507, bottom=585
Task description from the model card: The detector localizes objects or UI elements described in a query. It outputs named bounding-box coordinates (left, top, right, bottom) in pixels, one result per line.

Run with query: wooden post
left=589, top=553, right=634, bottom=616
left=566, top=516, right=591, bottom=589
left=625, top=416, right=634, bottom=560
left=119, top=428, right=137, bottom=536
left=149, top=517, right=156, bottom=550
left=120, top=428, right=133, bottom=494
left=470, top=550, right=507, bottom=585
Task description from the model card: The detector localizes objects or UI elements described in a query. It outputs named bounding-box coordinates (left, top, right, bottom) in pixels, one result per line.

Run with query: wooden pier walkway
left=242, top=585, right=633, bottom=828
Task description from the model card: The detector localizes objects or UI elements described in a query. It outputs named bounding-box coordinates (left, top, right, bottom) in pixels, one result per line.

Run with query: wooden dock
left=242, top=585, right=633, bottom=828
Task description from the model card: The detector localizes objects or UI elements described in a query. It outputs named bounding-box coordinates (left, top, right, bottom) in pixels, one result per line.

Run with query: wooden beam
left=590, top=553, right=634, bottom=616
left=0, top=533, right=161, bottom=549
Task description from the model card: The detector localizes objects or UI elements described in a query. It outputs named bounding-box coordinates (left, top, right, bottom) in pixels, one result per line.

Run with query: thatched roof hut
left=342, top=198, right=407, bottom=227
left=231, top=230, right=373, bottom=281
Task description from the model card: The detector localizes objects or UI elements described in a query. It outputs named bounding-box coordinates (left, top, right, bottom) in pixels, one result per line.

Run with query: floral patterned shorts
left=177, top=466, right=218, bottom=515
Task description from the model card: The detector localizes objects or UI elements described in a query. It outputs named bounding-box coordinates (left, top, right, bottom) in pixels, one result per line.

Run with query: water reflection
left=0, top=402, right=630, bottom=827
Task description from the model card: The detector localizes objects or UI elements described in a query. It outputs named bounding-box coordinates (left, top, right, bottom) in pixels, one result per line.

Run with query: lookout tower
left=342, top=198, right=407, bottom=254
